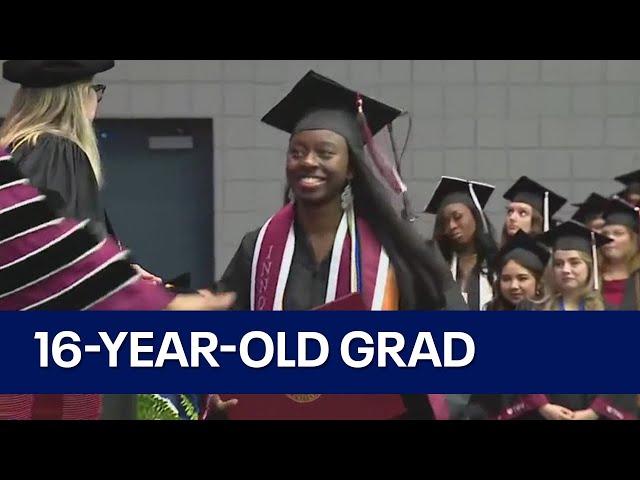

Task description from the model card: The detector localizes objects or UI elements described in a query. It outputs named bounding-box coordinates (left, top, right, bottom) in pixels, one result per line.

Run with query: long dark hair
left=348, top=148, right=446, bottom=310
left=432, top=202, right=499, bottom=280
left=281, top=147, right=446, bottom=310
left=485, top=258, right=546, bottom=311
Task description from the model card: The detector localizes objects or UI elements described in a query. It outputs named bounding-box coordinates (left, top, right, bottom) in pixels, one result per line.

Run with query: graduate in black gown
left=424, top=176, right=498, bottom=311
left=614, top=169, right=640, bottom=207
left=571, top=193, right=609, bottom=234
left=500, top=176, right=566, bottom=246
left=209, top=70, right=465, bottom=420
left=600, top=197, right=640, bottom=311
left=484, top=230, right=550, bottom=311
left=468, top=222, right=637, bottom=420
left=217, top=71, right=461, bottom=313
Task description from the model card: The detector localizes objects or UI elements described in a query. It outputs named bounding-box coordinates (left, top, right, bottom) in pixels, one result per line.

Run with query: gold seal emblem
left=286, top=394, right=322, bottom=403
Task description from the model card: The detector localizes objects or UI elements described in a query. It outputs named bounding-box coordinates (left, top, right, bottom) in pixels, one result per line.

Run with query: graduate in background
left=614, top=169, right=640, bottom=207
left=424, top=176, right=498, bottom=311
left=500, top=176, right=566, bottom=246
left=536, top=220, right=609, bottom=311
left=210, top=70, right=460, bottom=420
left=571, top=193, right=609, bottom=234
left=600, top=197, right=640, bottom=310
left=0, top=149, right=235, bottom=420
left=484, top=230, right=549, bottom=311
left=471, top=221, right=636, bottom=420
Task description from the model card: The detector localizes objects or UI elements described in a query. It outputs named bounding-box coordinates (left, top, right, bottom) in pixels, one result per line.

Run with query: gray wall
left=2, top=60, right=639, bottom=278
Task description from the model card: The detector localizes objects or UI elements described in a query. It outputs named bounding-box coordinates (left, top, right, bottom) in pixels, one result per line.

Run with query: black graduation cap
left=503, top=176, right=567, bottom=232
left=423, top=176, right=495, bottom=233
left=602, top=196, right=640, bottom=231
left=571, top=193, right=609, bottom=224
left=497, top=229, right=550, bottom=273
left=613, top=169, right=640, bottom=200
left=424, top=176, right=495, bottom=214
left=615, top=169, right=640, bottom=189
left=262, top=69, right=416, bottom=219
left=539, top=219, right=612, bottom=253
left=3, top=60, right=114, bottom=88
left=538, top=219, right=612, bottom=290
left=261, top=70, right=403, bottom=148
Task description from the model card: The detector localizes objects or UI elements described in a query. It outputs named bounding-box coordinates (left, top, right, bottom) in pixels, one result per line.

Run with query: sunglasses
left=91, top=84, right=107, bottom=103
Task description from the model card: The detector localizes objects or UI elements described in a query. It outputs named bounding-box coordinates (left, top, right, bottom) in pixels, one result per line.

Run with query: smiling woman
left=484, top=230, right=549, bottom=311
left=206, top=70, right=464, bottom=420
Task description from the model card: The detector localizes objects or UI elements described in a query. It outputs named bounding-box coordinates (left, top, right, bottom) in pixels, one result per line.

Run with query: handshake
left=133, top=265, right=236, bottom=312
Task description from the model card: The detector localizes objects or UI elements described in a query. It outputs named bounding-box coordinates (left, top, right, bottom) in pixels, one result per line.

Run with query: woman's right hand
left=166, top=290, right=236, bottom=311
left=538, top=403, right=574, bottom=420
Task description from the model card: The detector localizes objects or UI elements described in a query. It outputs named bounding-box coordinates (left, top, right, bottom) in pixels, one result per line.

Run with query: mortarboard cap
left=3, top=60, right=115, bottom=88
left=497, top=229, right=550, bottom=273
left=538, top=219, right=612, bottom=290
left=539, top=219, right=612, bottom=253
left=615, top=169, right=640, bottom=189
left=614, top=169, right=640, bottom=201
left=261, top=70, right=402, bottom=150
left=602, top=196, right=640, bottom=231
left=571, top=193, right=609, bottom=224
left=424, top=176, right=495, bottom=214
left=261, top=69, right=416, bottom=218
left=424, top=176, right=495, bottom=234
left=503, top=176, right=567, bottom=233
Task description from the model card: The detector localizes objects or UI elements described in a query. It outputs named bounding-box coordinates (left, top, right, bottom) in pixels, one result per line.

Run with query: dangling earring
left=287, top=188, right=296, bottom=205
left=341, top=182, right=353, bottom=210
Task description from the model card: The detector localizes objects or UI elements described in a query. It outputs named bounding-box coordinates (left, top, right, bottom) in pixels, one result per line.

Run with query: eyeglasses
left=91, top=84, right=107, bottom=103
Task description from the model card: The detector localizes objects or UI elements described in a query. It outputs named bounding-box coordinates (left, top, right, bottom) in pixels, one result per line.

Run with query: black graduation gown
left=10, top=134, right=109, bottom=240
left=217, top=223, right=332, bottom=311
left=215, top=221, right=468, bottom=419
left=219, top=223, right=470, bottom=312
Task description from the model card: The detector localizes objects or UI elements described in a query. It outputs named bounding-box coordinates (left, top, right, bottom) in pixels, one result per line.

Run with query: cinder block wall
left=2, top=60, right=638, bottom=276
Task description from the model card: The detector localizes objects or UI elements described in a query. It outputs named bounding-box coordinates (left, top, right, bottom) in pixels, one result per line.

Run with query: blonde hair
left=0, top=80, right=102, bottom=186
left=543, top=250, right=605, bottom=311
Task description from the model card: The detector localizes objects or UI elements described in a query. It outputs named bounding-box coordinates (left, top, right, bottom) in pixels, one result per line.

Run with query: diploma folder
left=222, top=293, right=407, bottom=420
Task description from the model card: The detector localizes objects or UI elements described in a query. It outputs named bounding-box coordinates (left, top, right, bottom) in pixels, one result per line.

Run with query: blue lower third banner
left=0, top=310, right=636, bottom=394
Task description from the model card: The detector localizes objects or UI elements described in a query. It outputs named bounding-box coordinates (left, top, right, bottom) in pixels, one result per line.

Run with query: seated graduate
left=424, top=176, right=498, bottom=311
left=599, top=197, right=640, bottom=310
left=500, top=176, right=566, bottom=246
left=484, top=230, right=549, bottom=311
left=535, top=220, right=610, bottom=311
left=571, top=193, right=609, bottom=234
left=209, top=70, right=459, bottom=419
left=614, top=169, right=640, bottom=207
left=467, top=223, right=636, bottom=420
